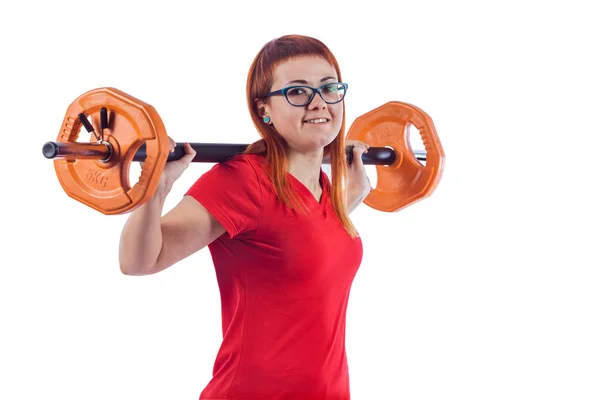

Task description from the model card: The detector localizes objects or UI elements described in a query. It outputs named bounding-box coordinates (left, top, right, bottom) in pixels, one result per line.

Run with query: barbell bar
left=42, top=140, right=426, bottom=164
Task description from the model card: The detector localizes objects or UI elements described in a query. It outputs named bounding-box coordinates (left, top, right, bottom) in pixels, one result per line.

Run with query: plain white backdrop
left=1, top=0, right=598, bottom=399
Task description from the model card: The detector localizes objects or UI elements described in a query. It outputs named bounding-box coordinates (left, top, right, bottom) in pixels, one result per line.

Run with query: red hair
left=244, top=34, right=358, bottom=238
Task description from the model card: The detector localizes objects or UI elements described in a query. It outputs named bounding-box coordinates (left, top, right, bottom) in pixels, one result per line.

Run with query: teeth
left=305, top=118, right=328, bottom=124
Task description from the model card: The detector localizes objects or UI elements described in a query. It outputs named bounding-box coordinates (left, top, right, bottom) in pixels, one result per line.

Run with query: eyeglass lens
left=286, top=83, right=346, bottom=106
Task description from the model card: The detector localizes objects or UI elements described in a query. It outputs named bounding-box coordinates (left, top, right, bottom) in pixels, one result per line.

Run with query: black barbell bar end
left=42, top=141, right=59, bottom=159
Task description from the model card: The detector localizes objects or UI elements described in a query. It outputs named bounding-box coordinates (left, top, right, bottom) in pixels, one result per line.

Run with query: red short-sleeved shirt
left=185, top=153, right=363, bottom=400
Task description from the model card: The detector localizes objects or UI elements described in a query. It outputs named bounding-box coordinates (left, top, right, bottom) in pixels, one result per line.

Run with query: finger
left=351, top=141, right=368, bottom=152
left=352, top=142, right=368, bottom=153
left=351, top=144, right=367, bottom=167
left=184, top=142, right=196, bottom=155
left=347, top=140, right=369, bottom=148
left=179, top=142, right=196, bottom=164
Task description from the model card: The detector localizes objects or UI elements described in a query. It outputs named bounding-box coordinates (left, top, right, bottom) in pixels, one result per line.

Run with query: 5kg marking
left=86, top=169, right=108, bottom=188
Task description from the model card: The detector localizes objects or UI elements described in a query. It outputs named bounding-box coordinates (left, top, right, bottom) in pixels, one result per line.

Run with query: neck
left=286, top=148, right=324, bottom=193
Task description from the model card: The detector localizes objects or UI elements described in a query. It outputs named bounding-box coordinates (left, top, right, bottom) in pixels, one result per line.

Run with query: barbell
left=42, top=87, right=444, bottom=214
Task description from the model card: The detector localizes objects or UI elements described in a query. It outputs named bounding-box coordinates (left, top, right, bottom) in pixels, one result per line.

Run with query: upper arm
left=150, top=195, right=226, bottom=274
left=149, top=155, right=263, bottom=274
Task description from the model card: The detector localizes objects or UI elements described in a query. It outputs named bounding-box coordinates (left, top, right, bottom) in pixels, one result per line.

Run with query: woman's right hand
left=142, top=138, right=197, bottom=196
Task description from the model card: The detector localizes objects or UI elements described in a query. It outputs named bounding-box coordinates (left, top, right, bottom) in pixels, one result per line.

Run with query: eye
left=287, top=87, right=308, bottom=96
left=323, top=83, right=339, bottom=93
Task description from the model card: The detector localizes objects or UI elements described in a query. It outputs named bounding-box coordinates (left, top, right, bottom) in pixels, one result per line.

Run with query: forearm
left=119, top=189, right=169, bottom=275
left=346, top=187, right=370, bottom=214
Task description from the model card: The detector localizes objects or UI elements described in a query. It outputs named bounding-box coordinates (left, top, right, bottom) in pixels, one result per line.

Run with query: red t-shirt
left=185, top=153, right=363, bottom=400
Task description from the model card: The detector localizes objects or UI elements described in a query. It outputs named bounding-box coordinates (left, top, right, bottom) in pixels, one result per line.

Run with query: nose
left=307, top=90, right=327, bottom=110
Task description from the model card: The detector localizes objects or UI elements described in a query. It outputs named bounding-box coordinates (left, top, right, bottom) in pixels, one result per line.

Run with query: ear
left=254, top=98, right=270, bottom=118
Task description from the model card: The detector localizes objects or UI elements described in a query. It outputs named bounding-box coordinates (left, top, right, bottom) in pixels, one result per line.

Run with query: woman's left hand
left=345, top=140, right=373, bottom=211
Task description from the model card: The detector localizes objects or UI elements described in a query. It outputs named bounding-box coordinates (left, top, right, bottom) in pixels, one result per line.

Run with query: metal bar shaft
left=43, top=141, right=426, bottom=164
left=43, top=141, right=110, bottom=161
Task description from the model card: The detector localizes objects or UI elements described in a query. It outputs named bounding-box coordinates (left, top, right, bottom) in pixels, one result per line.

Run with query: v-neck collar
left=249, top=154, right=330, bottom=213
left=287, top=169, right=329, bottom=208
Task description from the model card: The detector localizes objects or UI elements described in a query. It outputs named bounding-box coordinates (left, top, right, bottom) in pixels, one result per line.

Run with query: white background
left=1, top=0, right=598, bottom=399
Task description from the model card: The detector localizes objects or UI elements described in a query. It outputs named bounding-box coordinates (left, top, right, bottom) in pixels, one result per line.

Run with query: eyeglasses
left=265, top=82, right=348, bottom=107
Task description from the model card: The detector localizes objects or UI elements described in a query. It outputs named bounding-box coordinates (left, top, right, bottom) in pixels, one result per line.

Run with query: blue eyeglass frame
left=265, top=82, right=349, bottom=107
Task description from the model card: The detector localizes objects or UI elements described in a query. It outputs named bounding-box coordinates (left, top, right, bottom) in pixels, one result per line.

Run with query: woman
left=119, top=34, right=372, bottom=399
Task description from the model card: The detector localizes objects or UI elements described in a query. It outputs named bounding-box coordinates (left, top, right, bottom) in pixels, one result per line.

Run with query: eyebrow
left=284, top=76, right=337, bottom=86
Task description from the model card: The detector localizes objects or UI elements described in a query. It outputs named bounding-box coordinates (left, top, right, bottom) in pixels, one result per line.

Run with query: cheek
left=273, top=105, right=303, bottom=125
left=330, top=105, right=344, bottom=125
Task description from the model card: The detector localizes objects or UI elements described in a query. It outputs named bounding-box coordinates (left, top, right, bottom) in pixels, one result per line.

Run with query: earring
left=263, top=115, right=271, bottom=124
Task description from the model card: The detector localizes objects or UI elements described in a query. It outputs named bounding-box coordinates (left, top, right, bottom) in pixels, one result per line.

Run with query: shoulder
left=186, top=153, right=267, bottom=193
left=220, top=153, right=268, bottom=180
left=184, top=153, right=266, bottom=238
left=203, top=153, right=265, bottom=177
left=234, top=152, right=267, bottom=169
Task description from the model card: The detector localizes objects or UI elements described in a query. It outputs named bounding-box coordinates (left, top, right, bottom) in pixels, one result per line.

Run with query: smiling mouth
left=303, top=118, right=330, bottom=124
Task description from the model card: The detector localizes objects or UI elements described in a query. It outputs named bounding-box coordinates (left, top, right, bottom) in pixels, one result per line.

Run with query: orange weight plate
left=346, top=101, right=445, bottom=212
left=53, top=87, right=170, bottom=215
